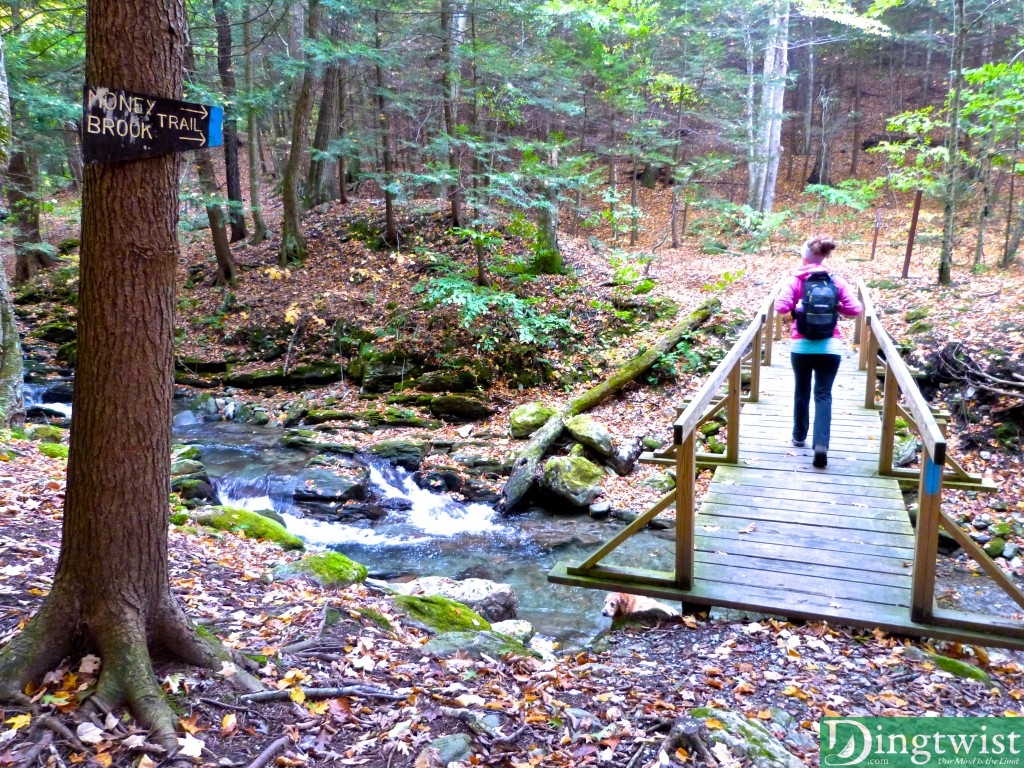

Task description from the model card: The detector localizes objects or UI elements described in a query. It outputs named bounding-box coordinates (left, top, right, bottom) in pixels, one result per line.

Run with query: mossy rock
left=541, top=455, right=605, bottom=508
left=191, top=506, right=304, bottom=550
left=355, top=608, right=394, bottom=631
left=281, top=429, right=357, bottom=454
left=905, top=307, right=930, bottom=322
left=985, top=537, right=1007, bottom=559
left=171, top=459, right=206, bottom=476
left=169, top=512, right=189, bottom=526
left=428, top=394, right=493, bottom=422
left=688, top=707, right=804, bottom=768
left=56, top=340, right=77, bottom=366
left=172, top=444, right=201, bottom=461
left=223, top=366, right=288, bottom=389
left=274, top=552, right=367, bottom=588
left=367, top=437, right=430, bottom=470
left=421, top=630, right=537, bottom=660
left=564, top=414, right=614, bottom=457
left=392, top=594, right=491, bottom=633
left=509, top=402, right=556, bottom=439
left=906, top=647, right=993, bottom=686
left=38, top=443, right=69, bottom=460
left=27, top=425, right=66, bottom=443
left=35, top=320, right=77, bottom=344
left=416, top=364, right=493, bottom=393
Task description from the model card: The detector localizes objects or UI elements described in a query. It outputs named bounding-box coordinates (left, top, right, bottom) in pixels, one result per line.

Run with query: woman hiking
left=774, top=235, right=863, bottom=469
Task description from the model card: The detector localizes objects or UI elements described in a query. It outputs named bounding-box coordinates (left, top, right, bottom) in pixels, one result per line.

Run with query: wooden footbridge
left=550, top=281, right=1024, bottom=649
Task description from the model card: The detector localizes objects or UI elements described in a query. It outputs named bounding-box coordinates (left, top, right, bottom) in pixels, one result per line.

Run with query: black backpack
left=795, top=272, right=839, bottom=340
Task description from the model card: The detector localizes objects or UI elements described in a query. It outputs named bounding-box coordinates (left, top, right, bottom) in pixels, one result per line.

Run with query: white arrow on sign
left=180, top=133, right=207, bottom=145
left=182, top=104, right=209, bottom=119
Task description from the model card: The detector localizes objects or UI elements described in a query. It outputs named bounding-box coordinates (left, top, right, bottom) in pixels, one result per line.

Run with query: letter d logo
left=823, top=720, right=873, bottom=766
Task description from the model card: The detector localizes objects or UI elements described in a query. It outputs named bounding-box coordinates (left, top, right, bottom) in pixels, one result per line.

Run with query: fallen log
left=496, top=297, right=720, bottom=513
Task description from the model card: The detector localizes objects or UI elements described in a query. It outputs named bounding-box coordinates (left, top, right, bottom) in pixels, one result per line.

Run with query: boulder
left=293, top=467, right=369, bottom=504
left=391, top=576, right=517, bottom=622
left=509, top=402, right=555, bottom=439
left=415, top=363, right=492, bottom=393
left=688, top=708, right=804, bottom=768
left=280, top=429, right=357, bottom=455
left=413, top=470, right=463, bottom=493
left=274, top=552, right=367, bottom=588
left=366, top=437, right=430, bottom=471
left=541, top=456, right=605, bottom=508
left=421, top=630, right=536, bottom=660
left=35, top=320, right=77, bottom=344
left=359, top=348, right=421, bottom=393
left=893, top=433, right=918, bottom=467
left=392, top=594, right=491, bottom=633
left=564, top=415, right=614, bottom=457
left=190, top=505, right=304, bottom=550
left=27, top=425, right=65, bottom=444
left=491, top=619, right=535, bottom=642
left=429, top=394, right=493, bottom=422
left=608, top=438, right=643, bottom=475
left=171, top=459, right=205, bottom=476
left=415, top=734, right=473, bottom=767
left=171, top=476, right=217, bottom=503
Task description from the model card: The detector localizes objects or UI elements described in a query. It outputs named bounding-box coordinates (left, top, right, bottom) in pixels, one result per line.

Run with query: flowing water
left=170, top=418, right=671, bottom=647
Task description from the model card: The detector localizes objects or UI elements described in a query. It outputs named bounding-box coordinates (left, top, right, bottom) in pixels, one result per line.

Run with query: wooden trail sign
left=82, top=85, right=223, bottom=164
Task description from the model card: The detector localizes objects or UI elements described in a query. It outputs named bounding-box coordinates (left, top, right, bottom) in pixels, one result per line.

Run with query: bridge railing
left=854, top=280, right=1022, bottom=627
left=565, top=288, right=780, bottom=591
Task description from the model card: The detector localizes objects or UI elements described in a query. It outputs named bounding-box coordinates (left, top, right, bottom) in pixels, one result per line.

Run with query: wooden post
left=864, top=326, right=879, bottom=409
left=748, top=326, right=763, bottom=403
left=911, top=453, right=942, bottom=622
left=763, top=303, right=775, bottom=368
left=726, top=363, right=742, bottom=463
left=674, top=431, right=695, bottom=590
left=878, top=363, right=899, bottom=475
left=870, top=209, right=881, bottom=261
left=853, top=285, right=864, bottom=348
left=902, top=189, right=923, bottom=279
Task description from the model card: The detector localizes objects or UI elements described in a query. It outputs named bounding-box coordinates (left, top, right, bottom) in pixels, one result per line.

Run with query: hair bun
left=808, top=236, right=836, bottom=257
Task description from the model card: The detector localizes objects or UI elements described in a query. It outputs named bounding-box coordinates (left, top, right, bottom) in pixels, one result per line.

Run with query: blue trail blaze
left=208, top=106, right=224, bottom=148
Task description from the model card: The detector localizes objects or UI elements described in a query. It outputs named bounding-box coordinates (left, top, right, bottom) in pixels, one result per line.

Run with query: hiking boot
left=791, top=438, right=805, bottom=448
left=812, top=446, right=827, bottom=468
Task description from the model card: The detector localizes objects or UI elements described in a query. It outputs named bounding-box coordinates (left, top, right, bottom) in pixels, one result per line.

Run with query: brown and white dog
left=601, top=592, right=681, bottom=621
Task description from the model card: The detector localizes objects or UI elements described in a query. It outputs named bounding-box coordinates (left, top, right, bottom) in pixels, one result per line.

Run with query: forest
left=1, top=0, right=1024, bottom=765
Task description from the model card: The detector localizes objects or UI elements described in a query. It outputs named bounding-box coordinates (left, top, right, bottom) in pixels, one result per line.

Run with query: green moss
left=907, top=320, right=934, bottom=335
left=928, top=653, right=993, bottom=686
left=274, top=552, right=367, bottom=587
left=192, top=506, right=304, bottom=550
left=905, top=307, right=930, bottom=322
left=356, top=608, right=394, bottom=631
left=173, top=444, right=200, bottom=462
left=169, top=512, right=189, bottom=526
left=38, top=443, right=69, bottom=460
left=392, top=594, right=491, bottom=633
left=27, top=425, right=65, bottom=443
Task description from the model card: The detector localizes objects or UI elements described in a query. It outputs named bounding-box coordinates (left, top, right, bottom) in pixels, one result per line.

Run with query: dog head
left=601, top=592, right=624, bottom=618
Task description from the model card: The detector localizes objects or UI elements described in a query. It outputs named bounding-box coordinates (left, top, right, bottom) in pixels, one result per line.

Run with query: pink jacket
left=774, top=264, right=863, bottom=340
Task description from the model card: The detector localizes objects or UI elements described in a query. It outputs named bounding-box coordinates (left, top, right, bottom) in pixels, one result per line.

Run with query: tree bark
left=305, top=60, right=342, bottom=208
left=0, top=36, right=20, bottom=428
left=747, top=0, right=789, bottom=214
left=374, top=5, right=399, bottom=247
left=440, top=0, right=464, bottom=227
left=0, top=0, right=257, bottom=749
left=7, top=144, right=54, bottom=284
left=338, top=75, right=350, bottom=205
left=243, top=3, right=268, bottom=243
left=195, top=149, right=237, bottom=287
left=280, top=0, right=324, bottom=266
left=63, top=121, right=84, bottom=191
left=497, top=297, right=720, bottom=513
left=214, top=0, right=247, bottom=241
left=939, top=0, right=966, bottom=286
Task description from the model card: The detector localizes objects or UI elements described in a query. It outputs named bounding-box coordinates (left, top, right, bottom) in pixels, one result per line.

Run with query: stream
left=24, top=382, right=675, bottom=648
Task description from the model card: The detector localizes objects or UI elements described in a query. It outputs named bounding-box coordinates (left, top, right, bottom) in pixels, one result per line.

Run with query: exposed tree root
left=0, top=593, right=263, bottom=755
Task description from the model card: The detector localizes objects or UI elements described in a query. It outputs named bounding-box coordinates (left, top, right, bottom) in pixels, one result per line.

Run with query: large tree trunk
left=440, top=0, right=464, bottom=227
left=63, top=121, right=84, bottom=191
left=305, top=61, right=342, bottom=208
left=279, top=0, right=324, bottom=266
left=214, top=0, right=247, bottom=242
left=938, top=0, right=967, bottom=286
left=375, top=5, right=399, bottom=247
left=7, top=146, right=54, bottom=285
left=0, top=0, right=256, bottom=749
left=497, top=298, right=720, bottom=513
left=747, top=0, right=789, bottom=214
left=0, top=36, right=20, bottom=429
left=195, top=149, right=237, bottom=287
left=243, top=3, right=268, bottom=243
